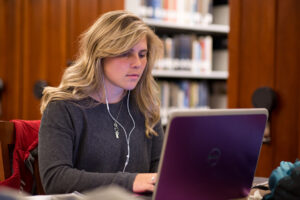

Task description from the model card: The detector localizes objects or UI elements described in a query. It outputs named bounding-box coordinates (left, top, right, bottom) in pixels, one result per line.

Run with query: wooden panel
left=0, top=0, right=125, bottom=120
left=67, top=0, right=124, bottom=61
left=238, top=0, right=276, bottom=108
left=22, top=0, right=68, bottom=119
left=67, top=0, right=100, bottom=60
left=228, top=0, right=241, bottom=108
left=257, top=0, right=300, bottom=176
left=228, top=0, right=277, bottom=176
left=241, top=0, right=276, bottom=177
left=98, top=0, right=124, bottom=14
left=273, top=0, right=300, bottom=165
left=228, top=0, right=300, bottom=177
left=228, top=0, right=276, bottom=108
left=0, top=0, right=23, bottom=120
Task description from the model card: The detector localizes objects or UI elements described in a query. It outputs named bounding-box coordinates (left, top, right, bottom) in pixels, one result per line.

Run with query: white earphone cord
left=104, top=87, right=135, bottom=172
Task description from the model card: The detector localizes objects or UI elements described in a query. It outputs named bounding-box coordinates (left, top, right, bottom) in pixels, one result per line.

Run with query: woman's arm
left=132, top=121, right=164, bottom=193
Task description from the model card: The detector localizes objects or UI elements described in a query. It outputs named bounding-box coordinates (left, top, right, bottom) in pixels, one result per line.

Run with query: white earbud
left=103, top=80, right=135, bottom=172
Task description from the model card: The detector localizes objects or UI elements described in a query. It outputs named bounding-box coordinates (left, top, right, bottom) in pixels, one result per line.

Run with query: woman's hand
left=132, top=173, right=157, bottom=193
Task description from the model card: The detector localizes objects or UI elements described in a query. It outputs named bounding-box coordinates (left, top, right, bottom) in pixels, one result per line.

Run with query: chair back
left=0, top=121, right=14, bottom=181
left=0, top=120, right=44, bottom=194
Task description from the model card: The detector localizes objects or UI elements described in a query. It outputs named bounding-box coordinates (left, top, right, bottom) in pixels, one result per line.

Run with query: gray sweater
left=38, top=96, right=164, bottom=194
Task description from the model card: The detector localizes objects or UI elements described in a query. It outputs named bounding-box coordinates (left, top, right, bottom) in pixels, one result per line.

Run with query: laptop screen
left=153, top=108, right=268, bottom=200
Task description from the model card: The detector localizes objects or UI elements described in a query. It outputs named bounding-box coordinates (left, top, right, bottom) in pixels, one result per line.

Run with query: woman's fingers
left=133, top=173, right=157, bottom=193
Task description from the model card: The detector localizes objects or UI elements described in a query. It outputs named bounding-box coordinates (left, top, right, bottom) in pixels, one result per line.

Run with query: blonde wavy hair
left=40, top=10, right=163, bottom=137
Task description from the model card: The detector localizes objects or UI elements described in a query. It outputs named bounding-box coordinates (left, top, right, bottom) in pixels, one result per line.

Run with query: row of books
left=157, top=80, right=227, bottom=124
left=158, top=80, right=210, bottom=109
left=126, top=0, right=213, bottom=25
left=156, top=35, right=212, bottom=73
left=157, top=80, right=227, bottom=109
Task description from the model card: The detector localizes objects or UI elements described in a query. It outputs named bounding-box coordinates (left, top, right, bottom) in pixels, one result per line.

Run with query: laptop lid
left=153, top=108, right=268, bottom=200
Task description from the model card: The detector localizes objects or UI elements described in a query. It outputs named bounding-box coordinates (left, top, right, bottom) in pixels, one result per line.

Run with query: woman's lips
left=126, top=74, right=139, bottom=79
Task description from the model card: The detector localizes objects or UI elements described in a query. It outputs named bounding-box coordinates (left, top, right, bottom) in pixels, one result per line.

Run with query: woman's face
left=102, top=37, right=148, bottom=96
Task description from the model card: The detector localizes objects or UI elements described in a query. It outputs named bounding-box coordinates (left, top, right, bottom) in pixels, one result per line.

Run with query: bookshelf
left=125, top=0, right=229, bottom=125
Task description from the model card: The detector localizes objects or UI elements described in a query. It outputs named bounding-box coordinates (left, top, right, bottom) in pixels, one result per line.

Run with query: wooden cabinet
left=228, top=0, right=300, bottom=176
left=0, top=0, right=123, bottom=120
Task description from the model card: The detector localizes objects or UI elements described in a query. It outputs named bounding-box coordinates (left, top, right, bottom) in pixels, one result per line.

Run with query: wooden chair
left=0, top=121, right=44, bottom=194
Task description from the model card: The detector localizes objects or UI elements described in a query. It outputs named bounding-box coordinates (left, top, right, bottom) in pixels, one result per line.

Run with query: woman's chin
left=123, top=83, right=138, bottom=91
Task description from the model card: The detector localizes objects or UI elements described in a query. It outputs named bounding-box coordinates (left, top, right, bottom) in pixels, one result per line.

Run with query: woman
left=38, top=10, right=164, bottom=194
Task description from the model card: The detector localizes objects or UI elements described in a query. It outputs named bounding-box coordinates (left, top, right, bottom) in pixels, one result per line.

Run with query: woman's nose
left=130, top=54, right=142, bottom=68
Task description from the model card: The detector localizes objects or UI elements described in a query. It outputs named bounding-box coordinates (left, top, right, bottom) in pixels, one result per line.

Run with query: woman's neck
left=106, top=89, right=126, bottom=103
left=90, top=89, right=126, bottom=104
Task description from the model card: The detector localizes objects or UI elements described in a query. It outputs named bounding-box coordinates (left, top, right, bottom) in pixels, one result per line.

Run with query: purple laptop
left=153, top=108, right=268, bottom=200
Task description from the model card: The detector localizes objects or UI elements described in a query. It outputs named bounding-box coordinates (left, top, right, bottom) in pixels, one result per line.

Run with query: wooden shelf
left=143, top=18, right=229, bottom=34
left=152, top=70, right=228, bottom=80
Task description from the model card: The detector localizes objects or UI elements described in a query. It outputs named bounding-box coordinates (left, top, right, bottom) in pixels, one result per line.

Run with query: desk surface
left=226, top=177, right=270, bottom=200
left=140, top=188, right=270, bottom=200
left=140, top=177, right=270, bottom=200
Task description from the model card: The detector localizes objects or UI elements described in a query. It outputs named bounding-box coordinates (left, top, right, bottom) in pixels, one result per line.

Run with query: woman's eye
left=119, top=52, right=130, bottom=57
left=139, top=52, right=147, bottom=58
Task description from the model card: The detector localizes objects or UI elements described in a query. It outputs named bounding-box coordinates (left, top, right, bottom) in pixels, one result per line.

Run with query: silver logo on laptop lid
left=207, top=148, right=222, bottom=167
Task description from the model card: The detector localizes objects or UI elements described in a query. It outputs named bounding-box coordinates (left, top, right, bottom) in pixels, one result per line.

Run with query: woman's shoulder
left=47, top=97, right=97, bottom=111
left=43, top=97, right=100, bottom=123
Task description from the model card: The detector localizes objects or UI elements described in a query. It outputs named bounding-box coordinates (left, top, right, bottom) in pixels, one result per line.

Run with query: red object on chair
left=0, top=120, right=40, bottom=193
